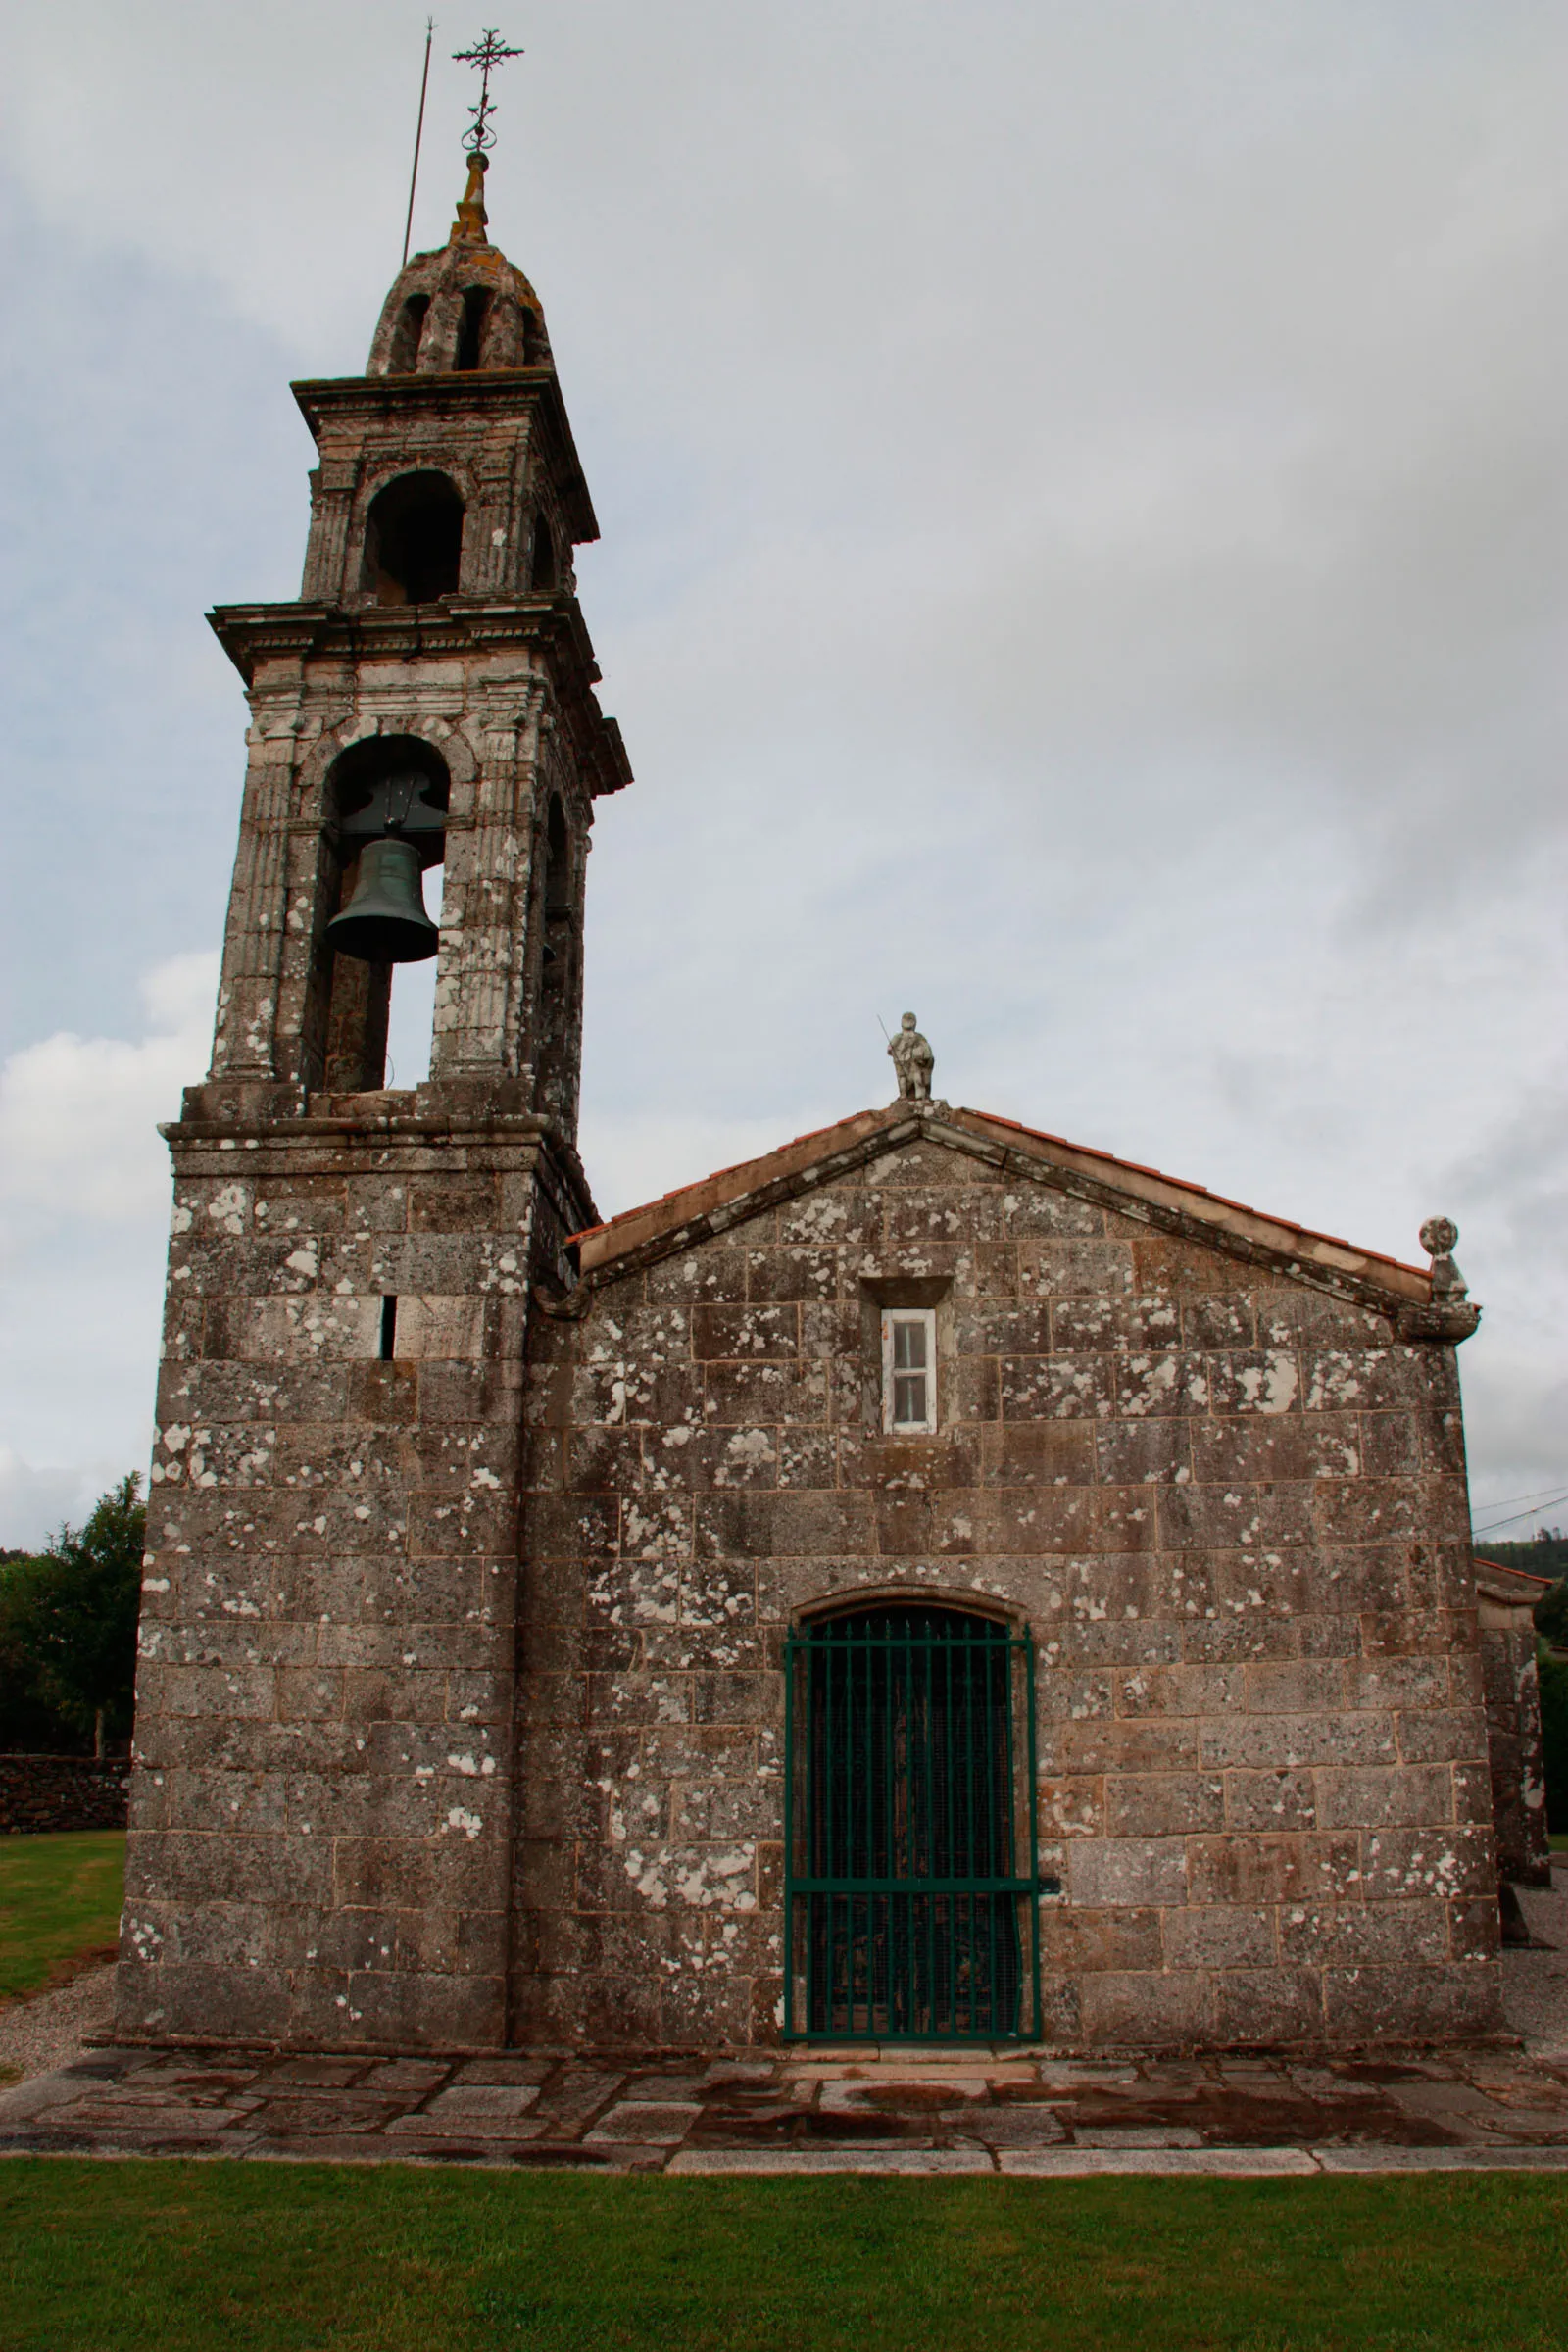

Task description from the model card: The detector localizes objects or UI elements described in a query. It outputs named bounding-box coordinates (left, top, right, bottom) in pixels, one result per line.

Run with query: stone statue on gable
left=888, top=1012, right=935, bottom=1103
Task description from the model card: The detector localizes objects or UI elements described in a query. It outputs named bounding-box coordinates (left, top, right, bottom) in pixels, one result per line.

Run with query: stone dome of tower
left=367, top=154, right=554, bottom=377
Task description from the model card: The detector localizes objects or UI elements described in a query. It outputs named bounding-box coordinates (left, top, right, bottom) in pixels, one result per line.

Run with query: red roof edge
left=567, top=1108, right=891, bottom=1252
left=957, top=1109, right=1428, bottom=1282
left=566, top=1102, right=1434, bottom=1298
left=1473, top=1557, right=1554, bottom=1592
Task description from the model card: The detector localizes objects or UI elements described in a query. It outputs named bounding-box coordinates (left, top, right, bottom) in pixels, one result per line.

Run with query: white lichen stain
left=1121, top=1355, right=1179, bottom=1419
left=1234, top=1352, right=1297, bottom=1414
left=206, top=1184, right=249, bottom=1235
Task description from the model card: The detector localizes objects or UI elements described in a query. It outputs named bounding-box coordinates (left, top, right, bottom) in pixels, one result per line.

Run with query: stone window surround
left=858, top=1271, right=953, bottom=1436
left=882, top=1305, right=938, bottom=1434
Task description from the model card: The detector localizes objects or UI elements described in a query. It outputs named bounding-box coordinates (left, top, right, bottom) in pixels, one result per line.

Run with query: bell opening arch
left=319, top=736, right=451, bottom=1092
left=361, top=470, right=465, bottom=606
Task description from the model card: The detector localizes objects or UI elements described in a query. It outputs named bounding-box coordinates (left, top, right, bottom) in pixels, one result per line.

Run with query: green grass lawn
left=0, top=1831, right=124, bottom=2003
left=0, top=2165, right=1565, bottom=2352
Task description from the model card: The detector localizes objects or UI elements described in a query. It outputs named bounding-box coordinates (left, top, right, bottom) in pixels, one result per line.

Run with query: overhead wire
left=1471, top=1481, right=1568, bottom=1513
left=1471, top=1491, right=1568, bottom=1539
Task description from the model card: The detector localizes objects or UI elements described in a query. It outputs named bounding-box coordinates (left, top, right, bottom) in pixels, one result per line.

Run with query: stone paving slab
left=5, top=2038, right=1568, bottom=2175
left=1312, top=2145, right=1568, bottom=2173
left=1074, top=2127, right=1205, bottom=2147
left=950, top=2111, right=1069, bottom=2146
left=1001, top=2147, right=1320, bottom=2177
left=667, top=2149, right=998, bottom=2175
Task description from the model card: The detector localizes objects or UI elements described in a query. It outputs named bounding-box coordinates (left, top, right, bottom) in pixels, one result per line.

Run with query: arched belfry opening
left=457, top=288, right=492, bottom=371
left=362, top=471, right=465, bottom=605
left=547, top=795, right=569, bottom=881
left=784, top=1604, right=1041, bottom=2042
left=530, top=514, right=557, bottom=591
left=319, top=736, right=450, bottom=1093
left=534, top=794, right=578, bottom=1122
left=387, top=294, right=430, bottom=373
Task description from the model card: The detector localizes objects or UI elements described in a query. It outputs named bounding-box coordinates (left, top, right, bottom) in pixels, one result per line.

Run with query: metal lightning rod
left=401, top=18, right=436, bottom=268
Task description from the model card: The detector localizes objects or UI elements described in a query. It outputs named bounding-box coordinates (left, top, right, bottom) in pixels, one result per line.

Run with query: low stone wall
left=0, top=1755, right=131, bottom=1835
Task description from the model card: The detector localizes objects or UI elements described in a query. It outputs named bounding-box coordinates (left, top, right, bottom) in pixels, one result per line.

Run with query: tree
left=0, top=1475, right=145, bottom=1756
left=0, top=1555, right=74, bottom=1751
left=1542, top=1643, right=1568, bottom=1838
left=1536, top=1577, right=1568, bottom=1650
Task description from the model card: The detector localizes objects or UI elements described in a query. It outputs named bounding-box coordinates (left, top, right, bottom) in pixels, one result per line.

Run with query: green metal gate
left=783, top=1605, right=1041, bottom=2041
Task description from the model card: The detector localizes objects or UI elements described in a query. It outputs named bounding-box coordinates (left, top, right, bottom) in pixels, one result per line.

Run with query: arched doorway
left=784, top=1604, right=1041, bottom=2042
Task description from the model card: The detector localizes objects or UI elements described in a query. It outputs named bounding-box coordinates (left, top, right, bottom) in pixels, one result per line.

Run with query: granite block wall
left=117, top=1110, right=575, bottom=2050
left=514, top=1132, right=1500, bottom=2051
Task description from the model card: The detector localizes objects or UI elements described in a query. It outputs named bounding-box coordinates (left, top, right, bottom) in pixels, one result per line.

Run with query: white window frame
left=881, top=1307, right=938, bottom=1435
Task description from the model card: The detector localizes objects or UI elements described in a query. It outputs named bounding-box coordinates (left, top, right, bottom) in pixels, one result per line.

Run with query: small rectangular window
left=882, top=1307, right=937, bottom=1434
left=379, top=1295, right=398, bottom=1362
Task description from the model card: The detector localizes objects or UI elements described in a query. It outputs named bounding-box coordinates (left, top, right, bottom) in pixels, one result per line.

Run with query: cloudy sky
left=0, top=2, right=1563, bottom=1547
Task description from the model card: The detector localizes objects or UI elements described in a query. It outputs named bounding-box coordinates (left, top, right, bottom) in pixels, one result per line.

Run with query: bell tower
left=204, top=142, right=627, bottom=1134
left=118, top=115, right=631, bottom=2050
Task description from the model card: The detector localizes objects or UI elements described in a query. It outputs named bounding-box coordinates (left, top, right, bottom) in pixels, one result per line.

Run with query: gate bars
left=782, top=1606, right=1042, bottom=2042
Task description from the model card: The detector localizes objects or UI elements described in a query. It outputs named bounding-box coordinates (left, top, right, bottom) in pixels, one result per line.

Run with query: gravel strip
left=0, top=1965, right=116, bottom=2088
left=1501, top=1858, right=1568, bottom=2058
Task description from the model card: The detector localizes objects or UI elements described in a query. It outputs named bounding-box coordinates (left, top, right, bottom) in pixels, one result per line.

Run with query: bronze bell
left=326, top=837, right=439, bottom=963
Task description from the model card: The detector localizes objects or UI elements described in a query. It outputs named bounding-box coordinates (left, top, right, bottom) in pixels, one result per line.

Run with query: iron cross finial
left=453, top=27, right=523, bottom=154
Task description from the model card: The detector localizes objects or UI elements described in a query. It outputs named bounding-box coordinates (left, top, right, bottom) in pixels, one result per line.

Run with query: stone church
left=117, top=138, right=1539, bottom=2060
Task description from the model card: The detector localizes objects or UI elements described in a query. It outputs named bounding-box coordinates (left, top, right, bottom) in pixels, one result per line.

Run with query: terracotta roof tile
left=957, top=1108, right=1426, bottom=1280
left=568, top=1102, right=1429, bottom=1294
left=568, top=1111, right=863, bottom=1252
left=1473, top=1557, right=1554, bottom=1592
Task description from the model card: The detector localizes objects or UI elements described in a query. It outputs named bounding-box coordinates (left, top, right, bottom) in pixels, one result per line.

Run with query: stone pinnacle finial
left=450, top=149, right=490, bottom=245
left=1420, top=1215, right=1468, bottom=1300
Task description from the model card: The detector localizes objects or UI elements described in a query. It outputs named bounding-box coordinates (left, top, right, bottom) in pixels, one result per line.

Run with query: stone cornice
left=207, top=598, right=633, bottom=797
left=161, top=1087, right=598, bottom=1229
left=291, top=369, right=598, bottom=544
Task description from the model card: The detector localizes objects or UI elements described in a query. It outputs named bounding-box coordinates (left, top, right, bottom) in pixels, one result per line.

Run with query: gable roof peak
left=563, top=1100, right=1473, bottom=1344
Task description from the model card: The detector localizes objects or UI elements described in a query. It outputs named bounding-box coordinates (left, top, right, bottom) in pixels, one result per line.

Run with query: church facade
left=118, top=147, right=1513, bottom=2058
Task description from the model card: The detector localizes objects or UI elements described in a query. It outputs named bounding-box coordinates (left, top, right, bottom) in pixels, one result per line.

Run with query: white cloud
left=0, top=956, right=214, bottom=1546
left=0, top=955, right=216, bottom=1228
left=0, top=1447, right=128, bottom=1556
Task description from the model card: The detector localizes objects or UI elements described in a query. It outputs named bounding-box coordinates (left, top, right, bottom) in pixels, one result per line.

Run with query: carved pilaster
left=431, top=680, right=545, bottom=1081
left=210, top=724, right=296, bottom=1077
